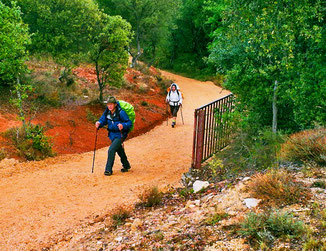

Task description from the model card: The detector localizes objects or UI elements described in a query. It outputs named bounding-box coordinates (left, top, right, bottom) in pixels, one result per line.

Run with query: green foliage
left=311, top=180, right=326, bottom=189
left=89, top=15, right=132, bottom=101
left=5, top=124, right=54, bottom=161
left=239, top=210, right=306, bottom=246
left=208, top=0, right=325, bottom=131
left=216, top=127, right=284, bottom=177
left=0, top=2, right=30, bottom=86
left=0, top=148, right=6, bottom=161
left=110, top=206, right=131, bottom=228
left=246, top=169, right=311, bottom=207
left=281, top=128, right=326, bottom=166
left=205, top=212, right=229, bottom=226
left=6, top=0, right=104, bottom=60
left=98, top=0, right=179, bottom=67
left=137, top=186, right=163, bottom=208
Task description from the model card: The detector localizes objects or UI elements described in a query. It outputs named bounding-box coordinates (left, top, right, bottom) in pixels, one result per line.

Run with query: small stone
left=115, top=236, right=123, bottom=242
left=244, top=198, right=261, bottom=209
left=193, top=180, right=209, bottom=193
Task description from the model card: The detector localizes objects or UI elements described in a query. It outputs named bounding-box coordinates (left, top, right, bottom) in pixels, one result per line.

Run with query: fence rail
left=192, top=94, right=235, bottom=169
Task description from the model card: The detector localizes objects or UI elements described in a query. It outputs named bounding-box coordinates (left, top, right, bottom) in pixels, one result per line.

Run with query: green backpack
left=119, top=100, right=136, bottom=132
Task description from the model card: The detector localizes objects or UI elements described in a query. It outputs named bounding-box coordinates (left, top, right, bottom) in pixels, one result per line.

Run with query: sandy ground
left=0, top=71, right=230, bottom=250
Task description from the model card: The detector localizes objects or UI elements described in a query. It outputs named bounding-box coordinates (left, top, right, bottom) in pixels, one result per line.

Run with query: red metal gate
left=192, top=94, right=235, bottom=169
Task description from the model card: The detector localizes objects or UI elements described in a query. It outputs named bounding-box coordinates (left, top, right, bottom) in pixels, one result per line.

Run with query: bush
left=239, top=210, right=305, bottom=246
left=110, top=206, right=131, bottom=228
left=281, top=128, right=326, bottom=166
left=5, top=123, right=54, bottom=160
left=0, top=147, right=6, bottom=161
left=216, top=128, right=284, bottom=178
left=137, top=186, right=163, bottom=208
left=246, top=169, right=310, bottom=207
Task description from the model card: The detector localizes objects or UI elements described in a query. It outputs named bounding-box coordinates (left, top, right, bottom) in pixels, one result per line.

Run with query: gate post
left=194, top=109, right=205, bottom=169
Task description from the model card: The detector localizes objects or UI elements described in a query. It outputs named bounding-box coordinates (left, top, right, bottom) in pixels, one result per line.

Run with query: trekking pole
left=91, top=128, right=99, bottom=173
left=180, top=105, right=184, bottom=125
left=166, top=103, right=169, bottom=126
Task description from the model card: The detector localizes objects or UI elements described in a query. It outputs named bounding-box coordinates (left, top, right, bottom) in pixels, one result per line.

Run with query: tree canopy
left=0, top=2, right=30, bottom=86
left=208, top=0, right=325, bottom=131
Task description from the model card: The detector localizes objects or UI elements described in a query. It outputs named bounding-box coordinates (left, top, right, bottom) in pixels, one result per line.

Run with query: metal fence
left=192, top=94, right=235, bottom=169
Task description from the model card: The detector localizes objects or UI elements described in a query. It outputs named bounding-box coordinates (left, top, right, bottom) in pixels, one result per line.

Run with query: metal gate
left=192, top=94, right=235, bottom=169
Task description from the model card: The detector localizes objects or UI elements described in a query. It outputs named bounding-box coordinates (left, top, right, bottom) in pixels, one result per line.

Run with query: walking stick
left=166, top=103, right=169, bottom=126
left=180, top=105, right=184, bottom=125
left=91, top=128, right=99, bottom=173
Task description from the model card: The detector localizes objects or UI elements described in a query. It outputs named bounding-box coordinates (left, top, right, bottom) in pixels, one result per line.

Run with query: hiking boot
left=104, top=171, right=112, bottom=176
left=172, top=121, right=176, bottom=128
left=121, top=167, right=130, bottom=172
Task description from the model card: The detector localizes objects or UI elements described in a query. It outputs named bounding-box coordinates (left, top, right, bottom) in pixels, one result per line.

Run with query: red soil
left=0, top=65, right=168, bottom=157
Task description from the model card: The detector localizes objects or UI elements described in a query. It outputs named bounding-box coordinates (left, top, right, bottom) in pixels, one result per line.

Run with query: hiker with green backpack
left=95, top=96, right=134, bottom=176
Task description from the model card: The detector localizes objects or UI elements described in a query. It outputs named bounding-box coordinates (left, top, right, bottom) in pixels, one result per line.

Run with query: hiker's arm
left=119, top=110, right=132, bottom=131
left=166, top=93, right=169, bottom=103
left=179, top=92, right=183, bottom=105
left=97, top=109, right=108, bottom=128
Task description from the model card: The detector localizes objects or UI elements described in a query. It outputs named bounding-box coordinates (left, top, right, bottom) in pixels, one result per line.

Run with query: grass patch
left=0, top=147, right=6, bottom=161
left=204, top=211, right=229, bottom=226
left=281, top=127, right=326, bottom=166
left=311, top=180, right=326, bottom=189
left=246, top=169, right=310, bottom=207
left=239, top=209, right=306, bottom=247
left=137, top=186, right=163, bottom=208
left=110, top=206, right=131, bottom=228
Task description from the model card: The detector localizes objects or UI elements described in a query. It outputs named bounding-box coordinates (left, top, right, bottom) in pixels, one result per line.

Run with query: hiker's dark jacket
left=98, top=102, right=132, bottom=141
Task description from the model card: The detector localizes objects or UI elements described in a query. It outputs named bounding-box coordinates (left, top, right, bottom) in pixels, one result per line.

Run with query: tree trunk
left=272, top=80, right=278, bottom=133
left=95, top=61, right=103, bottom=102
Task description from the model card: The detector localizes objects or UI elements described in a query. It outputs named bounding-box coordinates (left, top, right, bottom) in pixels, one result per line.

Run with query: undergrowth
left=239, top=209, right=306, bottom=247
left=137, top=186, right=163, bottom=208
left=281, top=127, right=326, bottom=166
left=4, top=123, right=54, bottom=160
left=110, top=206, right=131, bottom=228
left=246, top=169, right=310, bottom=207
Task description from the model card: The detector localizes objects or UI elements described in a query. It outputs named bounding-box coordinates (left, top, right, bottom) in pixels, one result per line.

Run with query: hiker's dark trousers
left=105, top=138, right=130, bottom=173
left=170, top=105, right=180, bottom=117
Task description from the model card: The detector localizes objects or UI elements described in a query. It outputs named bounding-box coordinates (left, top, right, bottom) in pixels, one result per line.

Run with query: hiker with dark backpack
left=95, top=96, right=132, bottom=176
left=166, top=83, right=183, bottom=128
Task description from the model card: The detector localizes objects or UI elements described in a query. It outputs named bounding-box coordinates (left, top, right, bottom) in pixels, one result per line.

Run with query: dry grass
left=281, top=128, right=326, bottom=166
left=137, top=186, right=163, bottom=208
left=246, top=169, right=311, bottom=207
left=110, top=206, right=131, bottom=228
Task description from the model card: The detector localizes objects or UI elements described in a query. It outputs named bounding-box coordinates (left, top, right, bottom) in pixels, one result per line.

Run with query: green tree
left=209, top=0, right=325, bottom=131
left=5, top=0, right=104, bottom=58
left=89, top=15, right=132, bottom=101
left=0, top=2, right=30, bottom=86
left=97, top=0, right=178, bottom=67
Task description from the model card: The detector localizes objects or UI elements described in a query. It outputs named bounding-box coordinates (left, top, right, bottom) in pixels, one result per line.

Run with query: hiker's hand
left=118, top=123, right=123, bottom=131
left=179, top=103, right=182, bottom=107
left=95, top=121, right=101, bottom=129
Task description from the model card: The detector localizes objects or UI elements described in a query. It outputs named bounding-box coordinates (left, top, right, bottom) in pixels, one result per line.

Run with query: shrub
left=281, top=128, right=326, bottom=166
left=110, top=206, right=131, bottom=228
left=239, top=210, right=305, bottom=246
left=5, top=123, right=54, bottom=161
left=246, top=169, right=310, bottom=207
left=0, top=148, right=6, bottom=161
left=311, top=180, right=326, bottom=189
left=217, top=128, right=284, bottom=178
left=137, top=186, right=163, bottom=208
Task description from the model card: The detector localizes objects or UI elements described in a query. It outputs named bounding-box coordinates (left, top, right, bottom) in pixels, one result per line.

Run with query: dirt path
left=0, top=72, right=230, bottom=250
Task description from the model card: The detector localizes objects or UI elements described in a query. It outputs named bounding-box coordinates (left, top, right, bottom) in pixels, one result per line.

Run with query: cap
left=106, top=96, right=117, bottom=104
